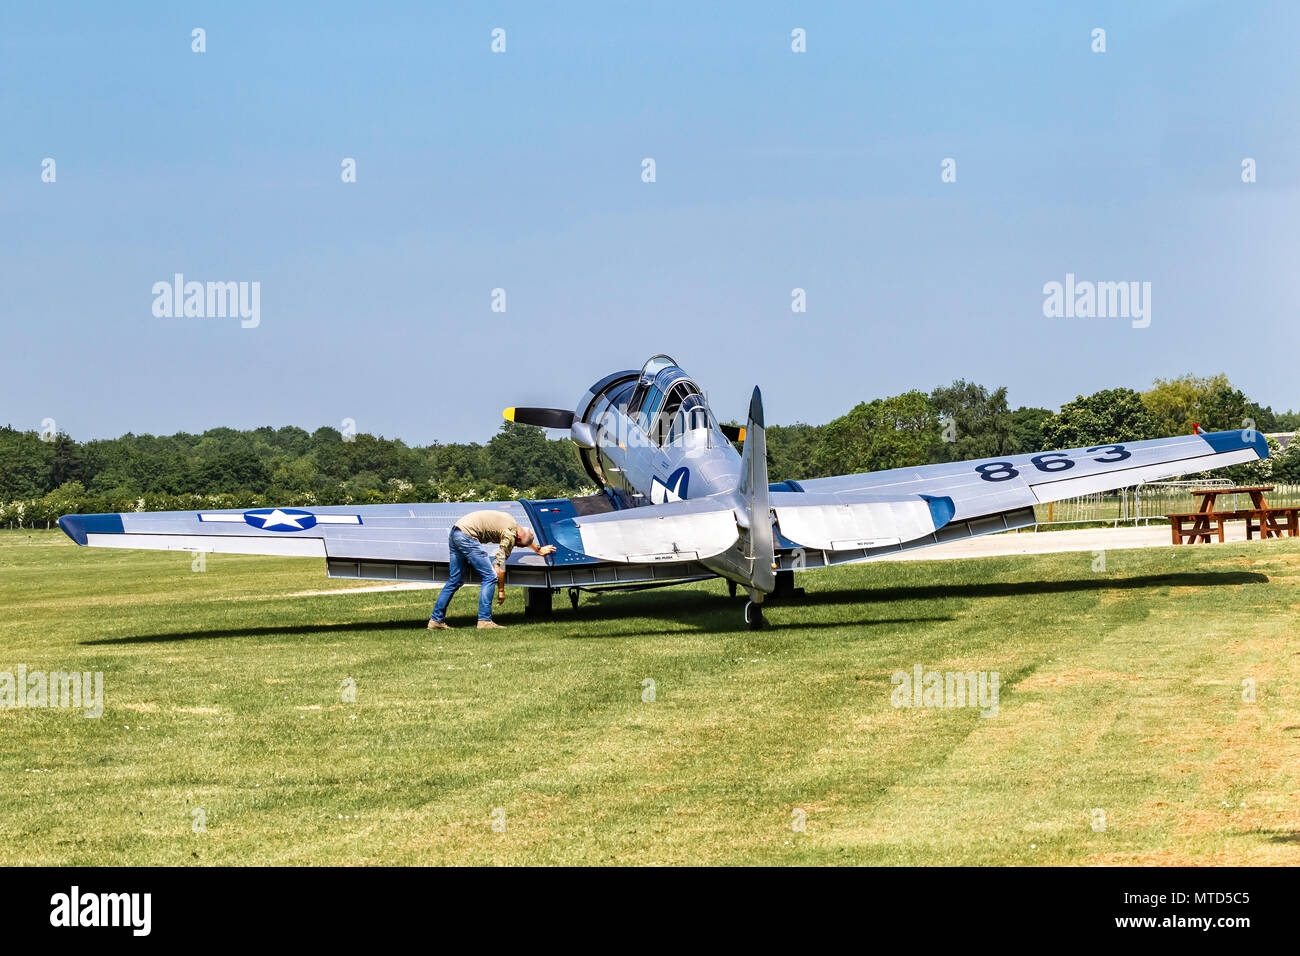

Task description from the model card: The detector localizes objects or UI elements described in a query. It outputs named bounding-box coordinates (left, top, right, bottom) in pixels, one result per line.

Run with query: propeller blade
left=720, top=424, right=747, bottom=443
left=503, top=407, right=575, bottom=429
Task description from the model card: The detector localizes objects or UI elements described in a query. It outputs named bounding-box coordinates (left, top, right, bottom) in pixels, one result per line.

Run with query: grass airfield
left=1, top=528, right=1298, bottom=866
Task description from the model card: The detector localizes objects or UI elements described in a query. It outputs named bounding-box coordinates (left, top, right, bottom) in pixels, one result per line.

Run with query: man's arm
left=495, top=531, right=515, bottom=603
left=493, top=529, right=557, bottom=604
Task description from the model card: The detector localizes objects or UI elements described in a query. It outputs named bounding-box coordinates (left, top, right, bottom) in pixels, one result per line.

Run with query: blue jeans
left=431, top=529, right=498, bottom=623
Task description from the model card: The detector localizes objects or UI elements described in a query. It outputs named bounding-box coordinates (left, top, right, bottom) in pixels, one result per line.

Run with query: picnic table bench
left=1166, top=485, right=1300, bottom=544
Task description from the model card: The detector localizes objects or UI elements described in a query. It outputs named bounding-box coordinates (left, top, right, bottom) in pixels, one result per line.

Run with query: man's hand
left=497, top=587, right=506, bottom=605
left=537, top=544, right=557, bottom=556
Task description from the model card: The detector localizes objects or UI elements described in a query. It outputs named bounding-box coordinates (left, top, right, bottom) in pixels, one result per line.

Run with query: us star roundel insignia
left=196, top=509, right=363, bottom=531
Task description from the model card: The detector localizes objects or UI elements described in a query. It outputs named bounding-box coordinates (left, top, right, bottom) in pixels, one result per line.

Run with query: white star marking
left=257, top=509, right=307, bottom=529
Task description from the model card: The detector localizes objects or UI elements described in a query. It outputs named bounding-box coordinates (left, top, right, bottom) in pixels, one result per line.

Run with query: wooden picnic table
left=1167, top=485, right=1300, bottom=544
left=1191, top=485, right=1273, bottom=513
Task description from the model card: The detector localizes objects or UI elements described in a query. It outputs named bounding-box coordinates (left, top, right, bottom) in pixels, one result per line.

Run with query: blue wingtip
left=1200, top=429, right=1269, bottom=459
left=920, top=495, right=956, bottom=530
left=58, top=513, right=123, bottom=546
left=57, top=515, right=83, bottom=545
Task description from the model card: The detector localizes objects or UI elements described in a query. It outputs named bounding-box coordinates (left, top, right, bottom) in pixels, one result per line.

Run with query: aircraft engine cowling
left=571, top=369, right=639, bottom=490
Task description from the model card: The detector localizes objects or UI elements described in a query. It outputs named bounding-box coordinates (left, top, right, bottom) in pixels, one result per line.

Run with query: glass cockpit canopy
left=625, top=355, right=716, bottom=445
left=637, top=354, right=678, bottom=384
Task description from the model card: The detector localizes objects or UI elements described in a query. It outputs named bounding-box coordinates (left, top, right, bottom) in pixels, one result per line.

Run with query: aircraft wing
left=57, top=501, right=530, bottom=562
left=769, top=491, right=955, bottom=551
left=57, top=497, right=717, bottom=589
left=548, top=498, right=740, bottom=564
left=788, top=429, right=1268, bottom=525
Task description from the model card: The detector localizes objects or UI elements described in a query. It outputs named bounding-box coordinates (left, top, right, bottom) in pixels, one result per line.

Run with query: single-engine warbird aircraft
left=59, top=355, right=1268, bottom=627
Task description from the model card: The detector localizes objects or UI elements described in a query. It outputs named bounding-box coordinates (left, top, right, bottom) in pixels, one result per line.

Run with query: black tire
left=744, top=600, right=764, bottom=630
left=568, top=587, right=579, bottom=609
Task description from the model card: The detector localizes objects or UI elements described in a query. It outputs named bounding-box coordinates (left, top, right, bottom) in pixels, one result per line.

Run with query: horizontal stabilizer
left=550, top=500, right=739, bottom=563
left=772, top=493, right=955, bottom=551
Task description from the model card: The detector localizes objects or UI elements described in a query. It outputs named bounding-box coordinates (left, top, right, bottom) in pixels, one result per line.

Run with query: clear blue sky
left=3, top=1, right=1297, bottom=444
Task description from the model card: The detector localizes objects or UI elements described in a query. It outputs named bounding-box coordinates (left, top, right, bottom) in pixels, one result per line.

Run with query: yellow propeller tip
left=502, top=407, right=515, bottom=422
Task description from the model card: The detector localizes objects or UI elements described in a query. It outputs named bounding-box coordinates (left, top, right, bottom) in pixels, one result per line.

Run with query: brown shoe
left=477, top=620, right=505, bottom=629
left=427, top=620, right=452, bottom=630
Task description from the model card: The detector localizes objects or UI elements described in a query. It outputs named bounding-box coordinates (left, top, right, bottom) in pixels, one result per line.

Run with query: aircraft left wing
left=57, top=502, right=529, bottom=562
left=57, top=498, right=717, bottom=590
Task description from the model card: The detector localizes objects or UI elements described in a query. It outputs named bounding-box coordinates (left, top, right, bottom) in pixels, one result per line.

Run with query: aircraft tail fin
left=739, top=387, right=775, bottom=594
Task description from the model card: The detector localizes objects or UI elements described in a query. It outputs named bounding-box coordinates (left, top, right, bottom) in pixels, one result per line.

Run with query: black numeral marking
left=1087, top=444, right=1130, bottom=463
left=1030, top=453, right=1074, bottom=473
left=976, top=444, right=1130, bottom=482
left=975, top=462, right=1019, bottom=482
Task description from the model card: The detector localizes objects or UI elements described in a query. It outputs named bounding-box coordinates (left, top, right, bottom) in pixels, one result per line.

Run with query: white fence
left=1035, top=481, right=1300, bottom=527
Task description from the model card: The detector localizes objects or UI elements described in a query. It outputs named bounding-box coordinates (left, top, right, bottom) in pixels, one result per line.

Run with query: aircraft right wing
left=762, top=429, right=1268, bottom=568
left=769, top=492, right=955, bottom=552
left=789, top=429, right=1268, bottom=524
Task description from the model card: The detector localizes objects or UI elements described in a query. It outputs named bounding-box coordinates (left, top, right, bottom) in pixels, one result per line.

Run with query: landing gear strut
left=771, top=570, right=804, bottom=600
left=727, top=580, right=738, bottom=599
left=568, top=587, right=580, bottom=609
left=525, top=587, right=554, bottom=619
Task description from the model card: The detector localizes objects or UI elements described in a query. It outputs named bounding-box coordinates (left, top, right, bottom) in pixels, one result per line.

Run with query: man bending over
left=428, top=509, right=555, bottom=629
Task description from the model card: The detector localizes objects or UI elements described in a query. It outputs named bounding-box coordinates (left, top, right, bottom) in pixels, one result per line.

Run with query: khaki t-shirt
left=455, top=510, right=520, bottom=570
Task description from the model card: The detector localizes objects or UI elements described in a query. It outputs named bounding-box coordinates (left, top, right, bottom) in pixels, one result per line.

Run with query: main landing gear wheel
left=568, top=587, right=580, bottom=609
left=744, top=600, right=764, bottom=630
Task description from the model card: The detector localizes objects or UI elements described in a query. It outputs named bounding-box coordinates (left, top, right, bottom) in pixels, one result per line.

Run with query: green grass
left=2, top=528, right=1298, bottom=865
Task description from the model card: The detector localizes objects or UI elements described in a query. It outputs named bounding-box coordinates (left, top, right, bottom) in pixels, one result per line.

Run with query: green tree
left=1273, top=410, right=1300, bottom=431
left=929, top=380, right=1015, bottom=462
left=1008, top=407, right=1052, bottom=454
left=1141, top=374, right=1222, bottom=436
left=1042, top=388, right=1159, bottom=449
left=310, top=426, right=344, bottom=451
left=1197, top=383, right=1251, bottom=433
left=195, top=450, right=272, bottom=493
left=0, top=426, right=52, bottom=498
left=1140, top=374, right=1268, bottom=436
left=43, top=480, right=90, bottom=518
left=49, top=433, right=84, bottom=487
left=765, top=423, right=824, bottom=482
left=267, top=457, right=321, bottom=496
left=428, top=442, right=489, bottom=484
left=485, top=422, right=584, bottom=492
left=811, top=390, right=941, bottom=476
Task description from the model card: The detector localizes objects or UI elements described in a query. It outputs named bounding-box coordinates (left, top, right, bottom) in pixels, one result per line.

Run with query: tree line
left=3, top=373, right=1297, bottom=526
left=774, top=372, right=1297, bottom=481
